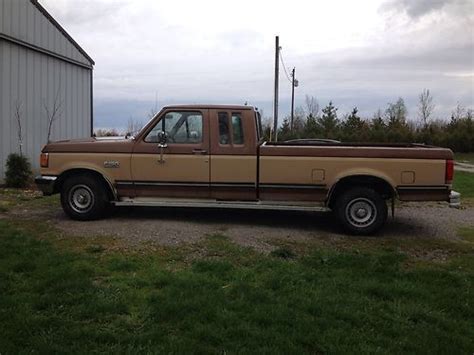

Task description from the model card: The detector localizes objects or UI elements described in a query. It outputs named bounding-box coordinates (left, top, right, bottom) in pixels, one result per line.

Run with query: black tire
left=60, top=174, right=109, bottom=221
left=334, top=187, right=387, bottom=235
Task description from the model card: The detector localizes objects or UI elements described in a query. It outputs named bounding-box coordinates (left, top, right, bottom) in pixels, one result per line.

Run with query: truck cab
left=126, top=105, right=261, bottom=201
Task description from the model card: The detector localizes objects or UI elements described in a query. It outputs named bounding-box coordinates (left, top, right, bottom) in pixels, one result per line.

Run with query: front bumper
left=449, top=190, right=461, bottom=208
left=35, top=175, right=57, bottom=195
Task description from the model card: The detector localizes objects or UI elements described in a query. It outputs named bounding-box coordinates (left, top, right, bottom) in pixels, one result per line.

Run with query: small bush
left=5, top=153, right=32, bottom=188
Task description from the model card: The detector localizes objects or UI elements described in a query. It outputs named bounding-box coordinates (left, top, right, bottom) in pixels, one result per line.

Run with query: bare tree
left=451, top=102, right=465, bottom=121
left=418, top=89, right=435, bottom=126
left=147, top=92, right=159, bottom=119
left=385, top=97, right=408, bottom=126
left=14, top=100, right=24, bottom=156
left=293, top=106, right=306, bottom=132
left=43, top=88, right=63, bottom=143
left=305, top=95, right=320, bottom=118
left=95, top=128, right=120, bottom=137
left=126, top=116, right=144, bottom=135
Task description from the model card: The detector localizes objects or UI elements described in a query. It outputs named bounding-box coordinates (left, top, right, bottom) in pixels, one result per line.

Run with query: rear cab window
left=217, top=111, right=244, bottom=146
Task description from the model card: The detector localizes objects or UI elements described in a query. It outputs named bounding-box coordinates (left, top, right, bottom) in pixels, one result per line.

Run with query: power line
left=279, top=50, right=293, bottom=84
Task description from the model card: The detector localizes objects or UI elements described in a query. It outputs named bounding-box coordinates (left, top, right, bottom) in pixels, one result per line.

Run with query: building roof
left=30, top=0, right=94, bottom=65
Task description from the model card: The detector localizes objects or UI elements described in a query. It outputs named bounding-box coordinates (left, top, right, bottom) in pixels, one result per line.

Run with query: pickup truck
left=35, top=104, right=459, bottom=234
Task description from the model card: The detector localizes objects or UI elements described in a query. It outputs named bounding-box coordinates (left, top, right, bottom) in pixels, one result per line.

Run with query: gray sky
left=42, top=0, right=474, bottom=130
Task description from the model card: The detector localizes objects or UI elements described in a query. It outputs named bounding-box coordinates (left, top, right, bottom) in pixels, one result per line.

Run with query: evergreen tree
left=369, top=109, right=387, bottom=142
left=317, top=101, right=339, bottom=139
left=278, top=118, right=292, bottom=141
left=342, top=107, right=366, bottom=142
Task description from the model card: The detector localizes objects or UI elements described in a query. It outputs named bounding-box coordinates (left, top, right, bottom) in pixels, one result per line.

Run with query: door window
left=145, top=111, right=203, bottom=143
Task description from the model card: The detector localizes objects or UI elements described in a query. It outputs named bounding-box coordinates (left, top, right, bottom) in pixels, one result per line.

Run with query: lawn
left=0, top=220, right=473, bottom=353
left=455, top=153, right=474, bottom=165
left=453, top=171, right=474, bottom=199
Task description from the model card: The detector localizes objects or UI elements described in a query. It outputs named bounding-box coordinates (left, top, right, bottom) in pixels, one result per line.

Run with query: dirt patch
left=4, top=199, right=473, bottom=253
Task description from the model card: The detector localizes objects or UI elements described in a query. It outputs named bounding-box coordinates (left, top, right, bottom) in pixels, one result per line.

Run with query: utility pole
left=290, top=67, right=295, bottom=130
left=273, top=35, right=279, bottom=141
left=290, top=68, right=299, bottom=131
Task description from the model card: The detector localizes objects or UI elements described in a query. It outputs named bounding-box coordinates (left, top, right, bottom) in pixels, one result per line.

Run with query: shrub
left=5, top=153, right=32, bottom=188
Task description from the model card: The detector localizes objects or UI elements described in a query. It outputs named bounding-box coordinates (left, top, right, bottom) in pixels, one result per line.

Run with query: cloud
left=380, top=0, right=447, bottom=18
left=41, top=0, right=127, bottom=26
left=380, top=0, right=474, bottom=20
left=39, top=0, right=473, bottom=129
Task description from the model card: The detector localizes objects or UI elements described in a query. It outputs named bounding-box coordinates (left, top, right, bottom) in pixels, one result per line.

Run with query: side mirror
left=157, top=131, right=168, bottom=147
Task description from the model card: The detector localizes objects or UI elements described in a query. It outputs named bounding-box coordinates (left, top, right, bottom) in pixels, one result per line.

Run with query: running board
left=112, top=198, right=330, bottom=212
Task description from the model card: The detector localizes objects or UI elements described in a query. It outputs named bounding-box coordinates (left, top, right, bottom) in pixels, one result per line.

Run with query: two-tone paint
left=38, top=104, right=454, bottom=206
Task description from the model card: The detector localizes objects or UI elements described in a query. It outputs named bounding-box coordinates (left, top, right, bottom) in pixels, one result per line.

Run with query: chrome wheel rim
left=69, top=184, right=94, bottom=214
left=345, top=198, right=377, bottom=228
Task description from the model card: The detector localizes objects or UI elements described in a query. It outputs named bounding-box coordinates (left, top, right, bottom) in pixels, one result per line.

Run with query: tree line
left=265, top=90, right=473, bottom=152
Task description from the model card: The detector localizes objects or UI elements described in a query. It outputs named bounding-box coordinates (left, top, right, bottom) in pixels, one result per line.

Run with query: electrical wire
left=279, top=50, right=293, bottom=84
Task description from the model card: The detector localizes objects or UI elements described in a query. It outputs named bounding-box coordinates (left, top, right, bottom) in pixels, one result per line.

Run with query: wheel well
left=54, top=169, right=115, bottom=200
left=328, top=175, right=394, bottom=208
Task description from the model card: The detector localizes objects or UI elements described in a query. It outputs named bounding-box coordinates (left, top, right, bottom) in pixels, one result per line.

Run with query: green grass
left=453, top=171, right=474, bottom=199
left=0, top=221, right=473, bottom=353
left=0, top=188, right=59, bottom=215
left=458, top=227, right=474, bottom=244
left=455, top=153, right=474, bottom=165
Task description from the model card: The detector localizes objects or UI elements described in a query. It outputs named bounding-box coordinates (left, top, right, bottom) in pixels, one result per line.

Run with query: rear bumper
left=449, top=190, right=461, bottom=208
left=35, top=175, right=57, bottom=195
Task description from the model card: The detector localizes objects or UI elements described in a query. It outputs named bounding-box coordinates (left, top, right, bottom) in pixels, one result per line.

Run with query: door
left=209, top=109, right=257, bottom=200
left=130, top=109, right=210, bottom=198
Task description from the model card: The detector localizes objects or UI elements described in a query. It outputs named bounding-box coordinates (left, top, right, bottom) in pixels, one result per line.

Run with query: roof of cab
left=162, top=104, right=255, bottom=110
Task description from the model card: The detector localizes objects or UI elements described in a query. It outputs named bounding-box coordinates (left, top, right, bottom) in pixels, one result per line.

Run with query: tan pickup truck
left=35, top=105, right=459, bottom=234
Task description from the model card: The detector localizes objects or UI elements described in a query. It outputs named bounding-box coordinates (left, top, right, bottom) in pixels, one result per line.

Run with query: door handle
left=192, top=149, right=207, bottom=155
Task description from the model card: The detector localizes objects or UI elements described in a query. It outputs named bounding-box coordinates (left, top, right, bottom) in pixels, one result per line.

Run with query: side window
left=218, top=112, right=230, bottom=145
left=145, top=111, right=203, bottom=143
left=231, top=112, right=244, bottom=145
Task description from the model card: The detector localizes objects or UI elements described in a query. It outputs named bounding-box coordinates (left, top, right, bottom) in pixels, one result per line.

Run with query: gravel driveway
left=23, top=202, right=472, bottom=252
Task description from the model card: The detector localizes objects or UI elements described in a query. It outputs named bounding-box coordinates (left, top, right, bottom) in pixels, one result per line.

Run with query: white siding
left=0, top=0, right=91, bottom=66
left=0, top=38, right=92, bottom=179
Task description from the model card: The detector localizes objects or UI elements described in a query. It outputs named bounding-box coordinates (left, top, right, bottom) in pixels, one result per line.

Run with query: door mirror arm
left=157, top=131, right=168, bottom=164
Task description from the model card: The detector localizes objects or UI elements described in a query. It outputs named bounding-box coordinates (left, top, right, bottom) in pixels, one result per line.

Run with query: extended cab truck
left=35, top=105, right=459, bottom=234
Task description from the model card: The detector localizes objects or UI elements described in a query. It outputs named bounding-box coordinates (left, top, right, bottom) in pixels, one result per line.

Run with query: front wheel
left=60, top=175, right=109, bottom=220
left=334, top=187, right=387, bottom=235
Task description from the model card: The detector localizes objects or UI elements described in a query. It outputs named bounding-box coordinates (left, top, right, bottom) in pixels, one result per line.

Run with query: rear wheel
left=334, top=187, right=387, bottom=235
left=60, top=174, right=109, bottom=220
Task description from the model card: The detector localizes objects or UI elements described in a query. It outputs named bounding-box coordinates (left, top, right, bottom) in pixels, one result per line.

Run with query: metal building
left=0, top=0, right=93, bottom=180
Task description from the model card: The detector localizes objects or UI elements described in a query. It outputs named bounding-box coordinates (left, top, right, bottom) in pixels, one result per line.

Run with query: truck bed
left=260, top=141, right=453, bottom=160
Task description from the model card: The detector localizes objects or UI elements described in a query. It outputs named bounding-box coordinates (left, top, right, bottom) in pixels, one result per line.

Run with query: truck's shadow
left=113, top=206, right=338, bottom=232
left=109, top=206, right=428, bottom=238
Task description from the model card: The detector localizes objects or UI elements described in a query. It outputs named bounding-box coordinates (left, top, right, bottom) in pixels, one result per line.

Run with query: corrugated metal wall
left=0, top=0, right=91, bottom=66
left=0, top=0, right=92, bottom=180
